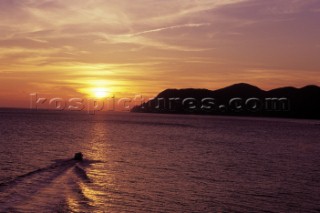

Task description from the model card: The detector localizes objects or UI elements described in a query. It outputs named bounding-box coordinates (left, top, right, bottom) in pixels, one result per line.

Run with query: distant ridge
left=215, top=83, right=264, bottom=94
left=131, top=83, right=320, bottom=119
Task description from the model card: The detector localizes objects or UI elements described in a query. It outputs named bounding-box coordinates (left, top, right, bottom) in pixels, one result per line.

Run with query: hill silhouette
left=131, top=83, right=320, bottom=119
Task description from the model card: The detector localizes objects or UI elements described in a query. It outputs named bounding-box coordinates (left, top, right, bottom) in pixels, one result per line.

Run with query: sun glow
left=79, top=87, right=111, bottom=99
left=92, top=88, right=109, bottom=99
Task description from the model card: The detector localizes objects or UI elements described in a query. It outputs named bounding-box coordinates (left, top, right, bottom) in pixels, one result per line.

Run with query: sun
left=92, top=88, right=109, bottom=99
left=78, top=80, right=113, bottom=99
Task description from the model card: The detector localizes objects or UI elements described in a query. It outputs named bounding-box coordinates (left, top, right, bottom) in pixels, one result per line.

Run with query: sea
left=0, top=110, right=319, bottom=212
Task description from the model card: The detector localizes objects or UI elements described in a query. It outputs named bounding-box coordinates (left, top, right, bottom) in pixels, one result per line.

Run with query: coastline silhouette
left=131, top=83, right=320, bottom=119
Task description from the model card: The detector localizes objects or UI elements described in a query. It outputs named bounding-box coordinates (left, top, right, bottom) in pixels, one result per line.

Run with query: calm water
left=0, top=110, right=319, bottom=212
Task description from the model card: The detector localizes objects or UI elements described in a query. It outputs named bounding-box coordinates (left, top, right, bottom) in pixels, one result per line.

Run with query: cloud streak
left=131, top=23, right=211, bottom=36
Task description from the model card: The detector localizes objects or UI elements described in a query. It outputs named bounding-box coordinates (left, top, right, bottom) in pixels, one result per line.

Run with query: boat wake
left=0, top=158, right=103, bottom=212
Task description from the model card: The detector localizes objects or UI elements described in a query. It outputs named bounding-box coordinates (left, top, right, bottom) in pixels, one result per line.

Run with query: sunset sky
left=1, top=0, right=320, bottom=108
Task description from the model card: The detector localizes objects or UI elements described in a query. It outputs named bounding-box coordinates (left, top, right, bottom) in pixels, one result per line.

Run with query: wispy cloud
left=102, top=34, right=214, bottom=52
left=130, top=23, right=211, bottom=36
